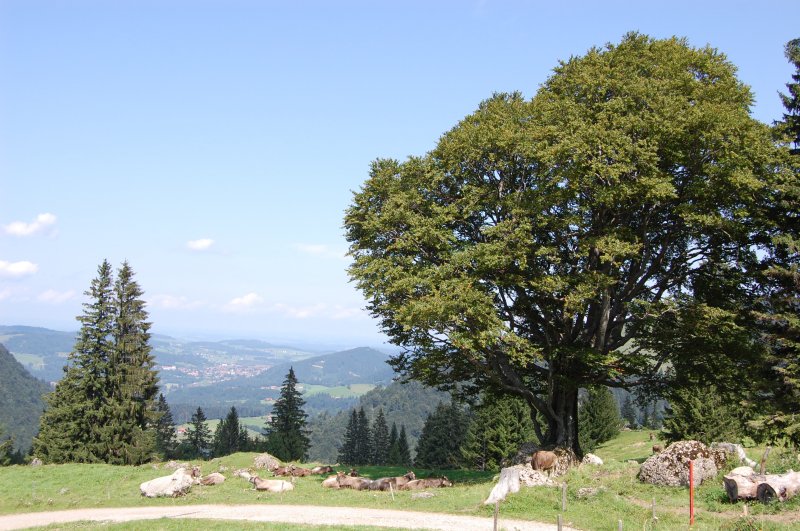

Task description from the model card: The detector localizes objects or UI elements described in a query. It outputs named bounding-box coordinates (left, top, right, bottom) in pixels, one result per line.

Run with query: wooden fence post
left=689, top=459, right=695, bottom=526
left=561, top=482, right=567, bottom=512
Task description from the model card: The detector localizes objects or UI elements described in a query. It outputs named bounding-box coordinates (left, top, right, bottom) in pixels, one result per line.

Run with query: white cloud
left=270, top=302, right=327, bottom=319
left=225, top=292, right=264, bottom=312
left=38, top=289, right=76, bottom=304
left=187, top=238, right=214, bottom=251
left=149, top=294, right=206, bottom=310
left=330, top=305, right=367, bottom=320
left=293, top=243, right=347, bottom=261
left=4, top=213, right=57, bottom=237
left=0, top=260, right=38, bottom=277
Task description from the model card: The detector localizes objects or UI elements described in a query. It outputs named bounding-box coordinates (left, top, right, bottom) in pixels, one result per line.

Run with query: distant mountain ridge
left=0, top=343, right=51, bottom=452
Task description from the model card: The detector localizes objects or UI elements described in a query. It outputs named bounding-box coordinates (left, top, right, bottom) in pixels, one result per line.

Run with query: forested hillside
left=0, top=343, right=51, bottom=452
left=307, top=380, right=451, bottom=463
left=0, top=326, right=74, bottom=383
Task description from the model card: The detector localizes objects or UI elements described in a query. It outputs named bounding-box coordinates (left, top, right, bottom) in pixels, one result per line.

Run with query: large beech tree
left=345, top=34, right=782, bottom=455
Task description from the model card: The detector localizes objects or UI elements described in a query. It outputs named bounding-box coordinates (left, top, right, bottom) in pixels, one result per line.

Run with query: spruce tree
left=213, top=406, right=247, bottom=457
left=338, top=409, right=359, bottom=465
left=371, top=408, right=390, bottom=465
left=387, top=422, right=399, bottom=465
left=461, top=394, right=535, bottom=471
left=621, top=395, right=637, bottom=428
left=33, top=260, right=160, bottom=464
left=415, top=403, right=468, bottom=469
left=186, top=407, right=212, bottom=458
left=34, top=260, right=115, bottom=463
left=103, top=262, right=159, bottom=464
left=396, top=425, right=411, bottom=467
left=0, top=425, right=12, bottom=466
left=265, top=367, right=310, bottom=461
left=154, top=394, right=177, bottom=459
left=662, top=385, right=746, bottom=444
left=354, top=407, right=372, bottom=465
left=578, top=386, right=621, bottom=453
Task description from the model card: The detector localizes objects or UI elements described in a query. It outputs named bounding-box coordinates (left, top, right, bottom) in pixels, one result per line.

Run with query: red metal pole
left=689, top=459, right=695, bottom=526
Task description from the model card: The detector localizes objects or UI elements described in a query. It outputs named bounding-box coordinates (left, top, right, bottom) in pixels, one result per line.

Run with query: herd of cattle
left=243, top=464, right=453, bottom=492
left=139, top=462, right=454, bottom=497
left=139, top=450, right=566, bottom=498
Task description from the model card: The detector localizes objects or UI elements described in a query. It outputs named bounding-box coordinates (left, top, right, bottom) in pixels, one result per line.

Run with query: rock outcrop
left=637, top=440, right=718, bottom=487
left=254, top=453, right=281, bottom=470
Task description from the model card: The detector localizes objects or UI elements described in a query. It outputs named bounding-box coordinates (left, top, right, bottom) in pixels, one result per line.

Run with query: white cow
left=140, top=467, right=197, bottom=498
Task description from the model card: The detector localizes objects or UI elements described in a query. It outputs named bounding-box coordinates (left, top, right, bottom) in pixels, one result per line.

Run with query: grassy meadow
left=2, top=430, right=799, bottom=530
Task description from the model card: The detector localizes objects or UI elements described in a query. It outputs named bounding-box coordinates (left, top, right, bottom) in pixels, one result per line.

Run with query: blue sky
left=0, top=1, right=796, bottom=346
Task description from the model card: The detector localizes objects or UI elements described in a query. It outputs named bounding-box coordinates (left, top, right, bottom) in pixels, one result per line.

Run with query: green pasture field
left=2, top=430, right=799, bottom=530
left=301, top=384, right=375, bottom=398
left=8, top=352, right=46, bottom=370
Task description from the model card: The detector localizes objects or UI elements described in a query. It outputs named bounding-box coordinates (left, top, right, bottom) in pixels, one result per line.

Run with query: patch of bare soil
left=0, top=504, right=577, bottom=531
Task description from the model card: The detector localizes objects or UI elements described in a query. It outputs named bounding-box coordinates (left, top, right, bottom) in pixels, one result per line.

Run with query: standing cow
left=530, top=450, right=558, bottom=476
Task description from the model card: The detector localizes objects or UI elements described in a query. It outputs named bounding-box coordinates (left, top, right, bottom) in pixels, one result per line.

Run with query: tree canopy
left=345, top=33, right=785, bottom=455
left=265, top=367, right=310, bottom=461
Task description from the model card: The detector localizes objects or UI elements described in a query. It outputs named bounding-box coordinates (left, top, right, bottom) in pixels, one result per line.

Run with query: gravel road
left=0, top=504, right=579, bottom=530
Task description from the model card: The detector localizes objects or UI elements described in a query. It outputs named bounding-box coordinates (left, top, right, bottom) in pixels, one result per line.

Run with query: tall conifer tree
left=338, top=409, right=359, bottom=465
left=265, top=367, right=310, bottom=461
left=354, top=407, right=372, bottom=465
left=415, top=403, right=468, bottom=469
left=186, top=407, right=212, bottom=458
left=461, top=394, right=535, bottom=471
left=154, top=394, right=177, bottom=459
left=34, top=260, right=115, bottom=463
left=371, top=408, right=390, bottom=465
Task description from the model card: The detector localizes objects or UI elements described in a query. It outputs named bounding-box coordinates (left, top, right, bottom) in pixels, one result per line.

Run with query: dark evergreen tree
left=749, top=37, right=800, bottom=446
left=780, top=38, right=800, bottom=154
left=414, top=402, right=468, bottom=469
left=264, top=367, right=310, bottom=461
left=186, top=407, right=212, bottom=459
left=104, top=261, right=159, bottom=464
left=461, top=394, right=535, bottom=471
left=154, top=394, right=177, bottom=459
left=213, top=406, right=248, bottom=457
left=0, top=425, right=12, bottom=466
left=338, top=409, right=359, bottom=465
left=34, top=260, right=115, bottom=463
left=371, top=408, right=390, bottom=465
left=621, top=395, right=637, bottom=428
left=578, top=386, right=621, bottom=453
left=662, top=385, right=746, bottom=444
left=34, top=261, right=160, bottom=464
left=396, top=425, right=411, bottom=467
left=387, top=422, right=399, bottom=465
left=354, top=407, right=372, bottom=465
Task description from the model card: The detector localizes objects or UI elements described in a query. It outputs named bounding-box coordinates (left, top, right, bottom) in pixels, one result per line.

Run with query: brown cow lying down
left=272, top=466, right=292, bottom=476
left=199, top=472, right=226, bottom=486
left=531, top=450, right=558, bottom=476
left=311, top=465, right=334, bottom=475
left=335, top=471, right=373, bottom=490
left=249, top=476, right=294, bottom=492
left=369, top=471, right=416, bottom=491
left=321, top=474, right=340, bottom=488
left=289, top=466, right=312, bottom=477
left=140, top=467, right=198, bottom=498
left=400, top=477, right=453, bottom=490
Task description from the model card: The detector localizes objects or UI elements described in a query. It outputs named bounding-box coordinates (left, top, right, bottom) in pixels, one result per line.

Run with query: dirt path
left=0, top=504, right=577, bottom=531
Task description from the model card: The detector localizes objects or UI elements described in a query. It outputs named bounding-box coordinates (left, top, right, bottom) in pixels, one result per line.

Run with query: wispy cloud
left=225, top=292, right=264, bottom=312
left=0, top=260, right=38, bottom=277
left=0, top=288, right=11, bottom=301
left=330, top=305, right=367, bottom=320
left=149, top=294, right=206, bottom=310
left=186, top=238, right=214, bottom=251
left=4, top=213, right=57, bottom=237
left=293, top=243, right=347, bottom=261
left=38, top=289, right=76, bottom=304
left=270, top=302, right=327, bottom=319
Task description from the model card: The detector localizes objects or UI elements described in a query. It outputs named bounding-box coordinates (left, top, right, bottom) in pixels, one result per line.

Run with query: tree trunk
left=723, top=472, right=800, bottom=503
left=484, top=466, right=521, bottom=505
left=535, top=382, right=582, bottom=458
left=756, top=472, right=800, bottom=503
left=723, top=474, right=764, bottom=502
